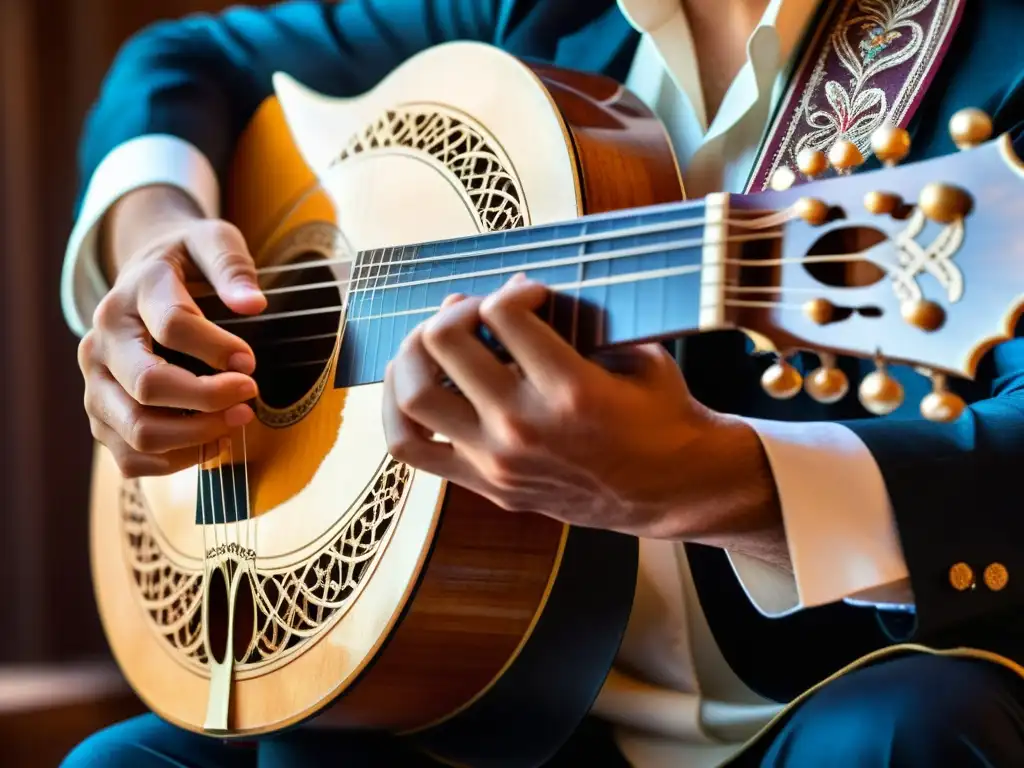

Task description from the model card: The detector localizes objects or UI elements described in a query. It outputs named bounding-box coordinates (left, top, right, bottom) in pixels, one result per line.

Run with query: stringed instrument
left=88, top=41, right=1018, bottom=767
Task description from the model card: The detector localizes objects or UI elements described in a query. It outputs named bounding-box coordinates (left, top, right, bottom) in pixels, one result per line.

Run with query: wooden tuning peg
left=794, top=197, right=829, bottom=225
left=805, top=353, right=849, bottom=404
left=802, top=298, right=835, bottom=325
left=920, top=371, right=966, bottom=423
left=900, top=298, right=945, bottom=332
left=864, top=191, right=900, bottom=216
left=949, top=107, right=992, bottom=150
left=858, top=359, right=904, bottom=415
left=870, top=124, right=911, bottom=166
left=761, top=357, right=803, bottom=400
left=796, top=148, right=828, bottom=179
left=917, top=182, right=971, bottom=224
left=827, top=139, right=864, bottom=174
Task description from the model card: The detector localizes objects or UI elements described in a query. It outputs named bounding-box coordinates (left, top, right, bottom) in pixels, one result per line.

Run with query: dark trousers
left=61, top=655, right=1024, bottom=767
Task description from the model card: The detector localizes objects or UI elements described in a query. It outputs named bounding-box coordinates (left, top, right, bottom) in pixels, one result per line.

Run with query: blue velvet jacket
left=74, top=0, right=1024, bottom=703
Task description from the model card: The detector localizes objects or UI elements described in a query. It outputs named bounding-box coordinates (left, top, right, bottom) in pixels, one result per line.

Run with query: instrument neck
left=334, top=195, right=746, bottom=388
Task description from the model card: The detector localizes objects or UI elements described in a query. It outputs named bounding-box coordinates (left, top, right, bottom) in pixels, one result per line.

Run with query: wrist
left=673, top=414, right=787, bottom=565
left=99, top=184, right=205, bottom=282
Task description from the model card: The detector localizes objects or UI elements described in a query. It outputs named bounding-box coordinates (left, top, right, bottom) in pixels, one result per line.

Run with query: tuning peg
left=949, top=107, right=992, bottom=150
left=920, top=371, right=966, bottom=422
left=761, top=357, right=803, bottom=400
left=918, top=182, right=971, bottom=224
left=870, top=124, right=911, bottom=166
left=858, top=359, right=904, bottom=415
left=796, top=148, right=828, bottom=179
left=802, top=298, right=836, bottom=325
left=794, top=197, right=830, bottom=225
left=864, top=190, right=901, bottom=216
left=827, top=139, right=864, bottom=174
left=805, top=353, right=849, bottom=404
left=901, top=298, right=945, bottom=332
left=770, top=166, right=797, bottom=191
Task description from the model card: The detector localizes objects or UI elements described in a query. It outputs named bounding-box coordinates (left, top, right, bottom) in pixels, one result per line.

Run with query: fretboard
left=334, top=198, right=714, bottom=388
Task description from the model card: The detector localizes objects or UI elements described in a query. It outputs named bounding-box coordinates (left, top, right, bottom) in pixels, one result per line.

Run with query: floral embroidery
left=859, top=22, right=902, bottom=62
left=746, top=0, right=963, bottom=192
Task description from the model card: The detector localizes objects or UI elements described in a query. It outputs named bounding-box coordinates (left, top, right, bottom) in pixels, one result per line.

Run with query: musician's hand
left=77, top=186, right=265, bottom=478
left=381, top=274, right=781, bottom=543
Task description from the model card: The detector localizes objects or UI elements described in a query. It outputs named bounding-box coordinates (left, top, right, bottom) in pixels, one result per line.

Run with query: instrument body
left=89, top=42, right=676, bottom=764
left=89, top=38, right=1024, bottom=766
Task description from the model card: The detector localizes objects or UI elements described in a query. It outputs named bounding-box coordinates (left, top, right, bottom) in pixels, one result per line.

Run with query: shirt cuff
left=60, top=134, right=220, bottom=337
left=725, top=418, right=913, bottom=617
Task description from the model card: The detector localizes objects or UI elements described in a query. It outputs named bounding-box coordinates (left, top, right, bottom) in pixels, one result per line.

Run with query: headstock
left=727, top=108, right=1024, bottom=422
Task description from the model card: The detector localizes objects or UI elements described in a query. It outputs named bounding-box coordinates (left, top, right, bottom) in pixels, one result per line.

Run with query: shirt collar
left=616, top=0, right=820, bottom=131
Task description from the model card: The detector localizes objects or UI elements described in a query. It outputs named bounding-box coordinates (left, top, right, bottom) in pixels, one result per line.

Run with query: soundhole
left=243, top=252, right=346, bottom=410
left=804, top=226, right=888, bottom=288
left=206, top=566, right=256, bottom=664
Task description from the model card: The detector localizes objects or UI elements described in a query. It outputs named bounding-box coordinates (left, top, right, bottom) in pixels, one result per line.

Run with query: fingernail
left=228, top=283, right=263, bottom=302
left=228, top=352, right=255, bottom=374
left=508, top=272, right=528, bottom=284
left=224, top=404, right=254, bottom=428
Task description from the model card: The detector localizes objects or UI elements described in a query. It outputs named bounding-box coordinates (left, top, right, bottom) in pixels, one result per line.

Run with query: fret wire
left=254, top=283, right=819, bottom=373
left=252, top=202, right=778, bottom=281
left=343, top=262, right=708, bottom=324
left=373, top=246, right=400, bottom=384
left=249, top=229, right=782, bottom=319
left=233, top=233, right=895, bottom=335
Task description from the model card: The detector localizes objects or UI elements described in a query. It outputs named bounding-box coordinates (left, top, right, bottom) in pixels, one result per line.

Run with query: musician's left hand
left=381, top=274, right=781, bottom=543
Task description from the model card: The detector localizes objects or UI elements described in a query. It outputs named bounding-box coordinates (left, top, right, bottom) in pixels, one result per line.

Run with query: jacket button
left=984, top=563, right=1009, bottom=591
left=949, top=562, right=975, bottom=591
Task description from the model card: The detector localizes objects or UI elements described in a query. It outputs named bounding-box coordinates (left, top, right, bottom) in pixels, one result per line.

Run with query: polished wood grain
left=317, top=62, right=684, bottom=732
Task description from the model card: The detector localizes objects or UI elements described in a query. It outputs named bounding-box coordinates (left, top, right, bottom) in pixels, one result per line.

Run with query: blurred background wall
left=0, top=1, right=268, bottom=761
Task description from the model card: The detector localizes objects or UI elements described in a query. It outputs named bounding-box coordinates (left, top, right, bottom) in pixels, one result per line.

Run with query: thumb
left=187, top=220, right=267, bottom=315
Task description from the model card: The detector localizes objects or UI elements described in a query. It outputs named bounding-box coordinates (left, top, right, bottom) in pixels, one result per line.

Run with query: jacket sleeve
left=73, top=0, right=515, bottom=217
left=840, top=77, right=1024, bottom=642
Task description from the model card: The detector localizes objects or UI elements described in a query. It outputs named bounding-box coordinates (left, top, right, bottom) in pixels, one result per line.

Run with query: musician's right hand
left=77, top=185, right=267, bottom=478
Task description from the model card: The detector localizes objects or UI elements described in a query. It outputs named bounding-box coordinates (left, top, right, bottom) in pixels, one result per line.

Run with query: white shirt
left=59, top=1, right=912, bottom=764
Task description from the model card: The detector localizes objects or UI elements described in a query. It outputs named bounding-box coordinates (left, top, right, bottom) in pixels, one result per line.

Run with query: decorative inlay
left=122, top=459, right=411, bottom=675
left=328, top=105, right=528, bottom=231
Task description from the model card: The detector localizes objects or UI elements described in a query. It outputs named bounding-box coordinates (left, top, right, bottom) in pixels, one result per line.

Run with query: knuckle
left=491, top=413, right=537, bottom=452
left=132, top=362, right=163, bottom=405
left=395, top=383, right=433, bottom=417
left=77, top=332, right=98, bottom=369
left=92, top=294, right=123, bottom=330
left=388, top=435, right=421, bottom=466
left=421, top=317, right=459, bottom=349
left=551, top=382, right=591, bottom=418
left=128, top=414, right=159, bottom=453
left=117, top=453, right=146, bottom=479
left=151, top=303, right=195, bottom=345
left=477, top=297, right=507, bottom=326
